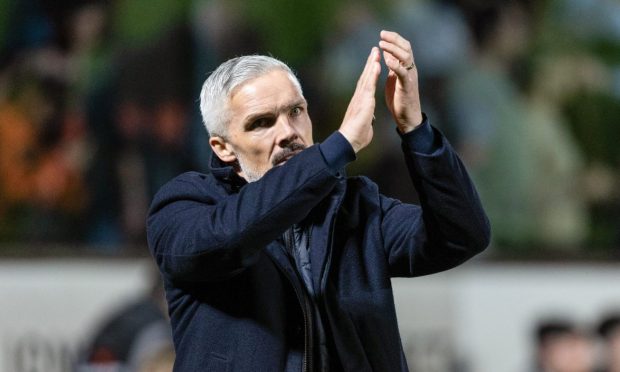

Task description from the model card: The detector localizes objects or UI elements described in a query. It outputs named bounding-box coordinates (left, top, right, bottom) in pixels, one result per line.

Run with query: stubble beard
left=235, top=142, right=307, bottom=183
left=235, top=153, right=265, bottom=183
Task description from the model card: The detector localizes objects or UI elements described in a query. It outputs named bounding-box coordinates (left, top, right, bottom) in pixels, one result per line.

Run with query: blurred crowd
left=76, top=270, right=174, bottom=372
left=0, top=0, right=619, bottom=255
left=533, top=312, right=620, bottom=372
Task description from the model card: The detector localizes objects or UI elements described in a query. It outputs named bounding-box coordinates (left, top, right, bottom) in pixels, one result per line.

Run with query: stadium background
left=1, top=0, right=619, bottom=371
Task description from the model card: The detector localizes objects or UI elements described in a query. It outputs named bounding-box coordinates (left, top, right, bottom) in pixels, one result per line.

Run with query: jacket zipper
left=290, top=183, right=345, bottom=371
left=317, top=192, right=344, bottom=370
left=285, top=228, right=313, bottom=372
left=298, top=281, right=313, bottom=372
left=320, top=190, right=344, bottom=291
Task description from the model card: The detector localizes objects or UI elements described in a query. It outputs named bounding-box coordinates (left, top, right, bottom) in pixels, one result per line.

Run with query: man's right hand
left=338, top=47, right=381, bottom=154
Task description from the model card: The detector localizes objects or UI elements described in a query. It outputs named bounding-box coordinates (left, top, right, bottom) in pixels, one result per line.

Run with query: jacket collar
left=209, top=152, right=247, bottom=189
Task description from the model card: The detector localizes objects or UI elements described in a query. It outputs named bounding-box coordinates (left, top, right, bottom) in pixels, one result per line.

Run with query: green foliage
left=589, top=39, right=620, bottom=65
left=0, top=0, right=14, bottom=50
left=242, top=0, right=339, bottom=65
left=112, top=0, right=191, bottom=46
left=563, top=91, right=620, bottom=166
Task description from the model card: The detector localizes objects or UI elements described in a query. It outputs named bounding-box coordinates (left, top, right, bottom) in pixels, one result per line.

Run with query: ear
left=209, top=136, right=237, bottom=163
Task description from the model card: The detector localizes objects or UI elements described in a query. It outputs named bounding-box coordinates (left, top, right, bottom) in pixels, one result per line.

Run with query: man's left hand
left=379, top=30, right=423, bottom=134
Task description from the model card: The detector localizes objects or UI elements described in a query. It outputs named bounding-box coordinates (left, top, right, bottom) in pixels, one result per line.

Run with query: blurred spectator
left=523, top=56, right=589, bottom=249
left=136, top=345, right=175, bottom=372
left=0, top=60, right=89, bottom=241
left=533, top=319, right=595, bottom=372
left=444, top=0, right=541, bottom=248
left=76, top=270, right=173, bottom=372
left=84, top=1, right=195, bottom=246
left=542, top=0, right=620, bottom=249
left=444, top=0, right=589, bottom=251
left=596, top=313, right=620, bottom=372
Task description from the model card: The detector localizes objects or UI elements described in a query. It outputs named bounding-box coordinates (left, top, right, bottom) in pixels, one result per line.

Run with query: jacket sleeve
left=147, top=133, right=355, bottom=282
left=380, top=118, right=491, bottom=277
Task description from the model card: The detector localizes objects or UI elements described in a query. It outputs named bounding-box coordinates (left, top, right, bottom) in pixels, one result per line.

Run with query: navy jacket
left=147, top=118, right=490, bottom=371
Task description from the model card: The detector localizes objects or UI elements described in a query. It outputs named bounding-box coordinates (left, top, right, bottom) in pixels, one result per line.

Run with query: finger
left=379, top=40, right=412, bottom=67
left=382, top=50, right=398, bottom=71
left=380, top=30, right=412, bottom=54
left=379, top=34, right=410, bottom=60
left=360, top=48, right=375, bottom=88
left=382, top=50, right=409, bottom=81
left=380, top=30, right=416, bottom=70
left=357, top=47, right=381, bottom=92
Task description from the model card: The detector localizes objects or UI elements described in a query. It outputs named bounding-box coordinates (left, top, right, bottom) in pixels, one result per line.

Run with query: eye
left=290, top=106, right=303, bottom=117
left=248, top=117, right=273, bottom=131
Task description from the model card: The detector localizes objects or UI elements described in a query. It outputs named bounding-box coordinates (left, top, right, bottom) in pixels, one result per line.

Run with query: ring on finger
left=404, top=61, right=415, bottom=70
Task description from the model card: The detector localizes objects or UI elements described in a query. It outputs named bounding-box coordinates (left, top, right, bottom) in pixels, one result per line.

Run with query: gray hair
left=199, top=55, right=302, bottom=138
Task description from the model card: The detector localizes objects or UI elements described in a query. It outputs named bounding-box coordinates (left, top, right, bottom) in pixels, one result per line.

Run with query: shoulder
left=149, top=171, right=222, bottom=212
left=171, top=171, right=211, bottom=184
left=157, top=171, right=213, bottom=196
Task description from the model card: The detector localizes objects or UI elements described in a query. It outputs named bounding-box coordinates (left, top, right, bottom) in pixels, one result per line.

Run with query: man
left=596, top=313, right=620, bottom=372
left=533, top=320, right=595, bottom=372
left=147, top=30, right=490, bottom=371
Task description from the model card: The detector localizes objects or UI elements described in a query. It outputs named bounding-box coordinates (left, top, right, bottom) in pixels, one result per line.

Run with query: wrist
left=338, top=129, right=363, bottom=153
left=397, top=113, right=424, bottom=134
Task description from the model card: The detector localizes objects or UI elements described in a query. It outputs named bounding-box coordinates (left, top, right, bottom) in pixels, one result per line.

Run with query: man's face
left=608, top=327, right=620, bottom=366
left=210, top=69, right=313, bottom=182
left=541, top=333, right=594, bottom=372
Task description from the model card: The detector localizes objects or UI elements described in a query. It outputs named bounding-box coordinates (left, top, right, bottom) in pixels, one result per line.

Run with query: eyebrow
left=242, top=99, right=307, bottom=129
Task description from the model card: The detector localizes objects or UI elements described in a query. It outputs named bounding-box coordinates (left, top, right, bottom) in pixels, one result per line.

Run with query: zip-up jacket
left=146, top=116, right=491, bottom=371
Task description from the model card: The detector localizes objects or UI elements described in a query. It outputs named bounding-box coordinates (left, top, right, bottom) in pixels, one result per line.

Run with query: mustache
left=272, top=142, right=306, bottom=166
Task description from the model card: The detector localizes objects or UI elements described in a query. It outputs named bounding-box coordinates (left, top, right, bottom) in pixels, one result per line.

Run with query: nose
left=275, top=116, right=300, bottom=148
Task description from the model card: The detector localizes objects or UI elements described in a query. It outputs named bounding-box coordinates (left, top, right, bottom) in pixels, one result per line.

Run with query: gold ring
left=405, top=62, right=415, bottom=70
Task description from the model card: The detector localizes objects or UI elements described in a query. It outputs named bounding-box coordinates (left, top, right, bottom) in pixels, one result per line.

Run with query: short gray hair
left=199, top=55, right=302, bottom=138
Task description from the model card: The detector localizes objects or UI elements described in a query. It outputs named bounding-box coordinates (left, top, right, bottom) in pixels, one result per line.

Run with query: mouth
left=274, top=147, right=306, bottom=166
left=274, top=151, right=300, bottom=166
left=272, top=142, right=307, bottom=166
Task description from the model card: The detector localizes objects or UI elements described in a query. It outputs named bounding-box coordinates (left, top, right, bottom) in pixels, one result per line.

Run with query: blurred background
left=1, top=0, right=619, bottom=371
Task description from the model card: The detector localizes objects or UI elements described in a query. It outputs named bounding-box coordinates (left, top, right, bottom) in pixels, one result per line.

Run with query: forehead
left=228, top=70, right=303, bottom=116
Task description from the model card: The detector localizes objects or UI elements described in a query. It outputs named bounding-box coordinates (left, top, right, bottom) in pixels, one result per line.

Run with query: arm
left=377, top=30, right=490, bottom=275
left=381, top=118, right=491, bottom=277
left=147, top=139, right=354, bottom=283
